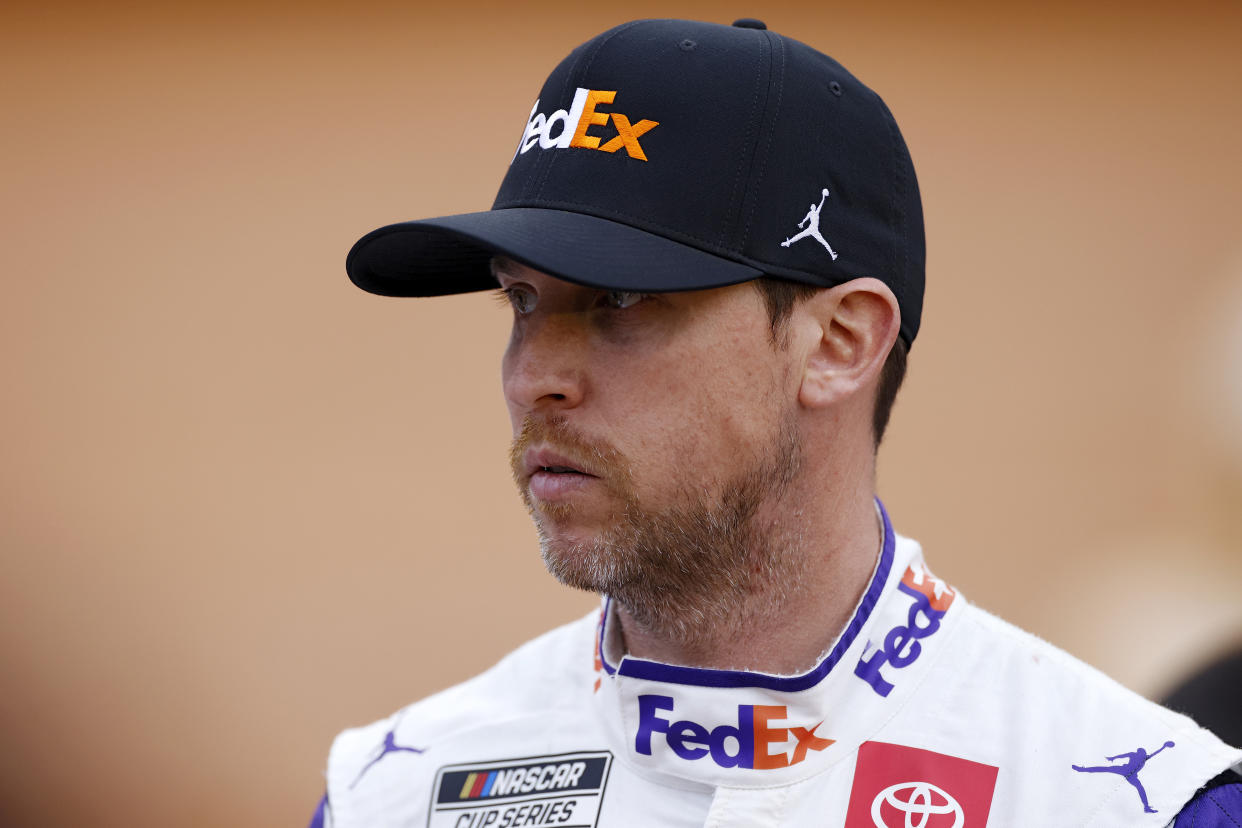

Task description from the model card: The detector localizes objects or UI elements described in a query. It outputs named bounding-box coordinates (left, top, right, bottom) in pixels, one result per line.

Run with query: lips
left=523, top=447, right=599, bottom=502
left=522, top=448, right=596, bottom=481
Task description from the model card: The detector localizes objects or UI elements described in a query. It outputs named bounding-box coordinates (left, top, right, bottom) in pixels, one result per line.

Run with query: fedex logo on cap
left=635, top=694, right=833, bottom=769
left=514, top=88, right=659, bottom=162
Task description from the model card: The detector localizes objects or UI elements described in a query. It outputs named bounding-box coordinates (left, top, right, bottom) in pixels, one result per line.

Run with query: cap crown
left=494, top=19, right=924, bottom=345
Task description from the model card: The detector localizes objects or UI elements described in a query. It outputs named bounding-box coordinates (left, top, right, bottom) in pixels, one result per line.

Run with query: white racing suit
left=320, top=506, right=1241, bottom=827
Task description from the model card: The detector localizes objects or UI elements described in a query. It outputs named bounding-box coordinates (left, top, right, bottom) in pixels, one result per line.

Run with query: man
left=315, top=18, right=1241, bottom=827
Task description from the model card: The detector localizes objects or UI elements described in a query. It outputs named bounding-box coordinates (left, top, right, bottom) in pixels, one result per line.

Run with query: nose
left=503, top=312, right=587, bottom=416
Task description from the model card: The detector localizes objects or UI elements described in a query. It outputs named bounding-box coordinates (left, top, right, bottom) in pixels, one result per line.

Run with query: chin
left=537, top=517, right=609, bottom=555
left=537, top=531, right=633, bottom=595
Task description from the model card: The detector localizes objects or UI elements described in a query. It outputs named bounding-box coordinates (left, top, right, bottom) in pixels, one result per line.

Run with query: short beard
left=510, top=415, right=804, bottom=655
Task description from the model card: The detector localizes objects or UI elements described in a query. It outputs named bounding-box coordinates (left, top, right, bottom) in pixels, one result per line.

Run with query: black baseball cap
left=346, top=18, right=926, bottom=347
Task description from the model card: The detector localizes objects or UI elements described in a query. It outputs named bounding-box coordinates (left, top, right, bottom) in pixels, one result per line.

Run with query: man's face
left=497, top=259, right=807, bottom=630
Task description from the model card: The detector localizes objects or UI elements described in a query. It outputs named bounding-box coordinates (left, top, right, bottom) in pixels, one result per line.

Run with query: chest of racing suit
left=323, top=507, right=1242, bottom=827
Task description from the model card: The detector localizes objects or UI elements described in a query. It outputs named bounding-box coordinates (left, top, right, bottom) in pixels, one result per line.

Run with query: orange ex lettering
left=753, top=705, right=833, bottom=769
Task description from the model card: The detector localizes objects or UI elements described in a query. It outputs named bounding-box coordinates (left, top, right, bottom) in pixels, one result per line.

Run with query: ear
left=797, top=278, right=901, bottom=409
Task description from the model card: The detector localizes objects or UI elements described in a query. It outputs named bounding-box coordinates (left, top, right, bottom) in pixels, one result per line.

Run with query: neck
left=612, top=482, right=882, bottom=675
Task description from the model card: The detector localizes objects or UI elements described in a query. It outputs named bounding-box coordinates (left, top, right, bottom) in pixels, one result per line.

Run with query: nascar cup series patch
left=428, top=751, right=612, bottom=828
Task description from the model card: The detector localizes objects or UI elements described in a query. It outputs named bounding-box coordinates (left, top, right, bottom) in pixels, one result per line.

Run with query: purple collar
left=597, top=499, right=895, bottom=692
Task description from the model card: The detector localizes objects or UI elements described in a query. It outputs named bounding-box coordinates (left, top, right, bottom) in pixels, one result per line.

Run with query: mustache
left=508, top=416, right=632, bottom=490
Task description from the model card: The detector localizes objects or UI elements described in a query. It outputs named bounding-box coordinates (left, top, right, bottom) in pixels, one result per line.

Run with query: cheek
left=598, top=336, right=789, bottom=496
left=500, top=348, right=520, bottom=430
left=674, top=321, right=791, bottom=432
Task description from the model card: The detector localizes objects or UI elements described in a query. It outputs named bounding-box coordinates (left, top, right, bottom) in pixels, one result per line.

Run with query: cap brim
left=346, top=207, right=765, bottom=297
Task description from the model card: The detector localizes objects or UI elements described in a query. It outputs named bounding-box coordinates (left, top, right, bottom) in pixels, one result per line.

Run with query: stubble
left=509, top=414, right=805, bottom=651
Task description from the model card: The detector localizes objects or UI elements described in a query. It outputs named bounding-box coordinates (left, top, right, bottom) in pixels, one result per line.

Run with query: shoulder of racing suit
left=916, top=601, right=1242, bottom=826
left=1171, top=768, right=1242, bottom=827
left=321, top=611, right=598, bottom=828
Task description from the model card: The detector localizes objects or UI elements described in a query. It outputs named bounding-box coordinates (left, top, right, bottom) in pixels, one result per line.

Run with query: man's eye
left=603, top=290, right=647, bottom=309
left=501, top=286, right=537, bottom=314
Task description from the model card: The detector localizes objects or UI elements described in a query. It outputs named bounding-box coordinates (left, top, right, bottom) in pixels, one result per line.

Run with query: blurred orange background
left=2, top=1, right=1240, bottom=825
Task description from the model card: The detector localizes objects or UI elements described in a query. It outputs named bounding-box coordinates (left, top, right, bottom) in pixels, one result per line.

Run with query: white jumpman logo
left=781, top=188, right=839, bottom=260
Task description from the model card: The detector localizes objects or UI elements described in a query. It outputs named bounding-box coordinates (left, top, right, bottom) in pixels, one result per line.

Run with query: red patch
left=845, top=742, right=998, bottom=828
